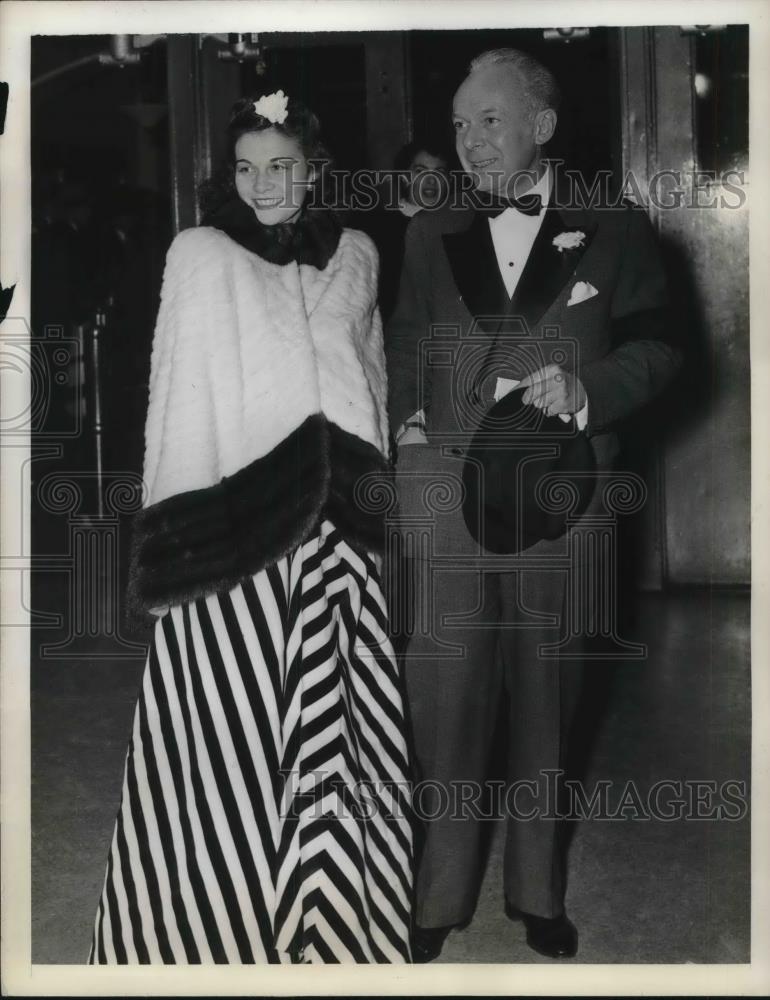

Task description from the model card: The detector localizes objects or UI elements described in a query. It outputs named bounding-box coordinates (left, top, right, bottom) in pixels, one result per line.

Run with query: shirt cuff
left=395, top=408, right=426, bottom=442
left=574, top=399, right=589, bottom=431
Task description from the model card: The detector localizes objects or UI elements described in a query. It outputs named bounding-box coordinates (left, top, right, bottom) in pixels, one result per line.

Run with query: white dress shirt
left=488, top=165, right=588, bottom=430
left=398, top=199, right=421, bottom=218
left=489, top=166, right=552, bottom=298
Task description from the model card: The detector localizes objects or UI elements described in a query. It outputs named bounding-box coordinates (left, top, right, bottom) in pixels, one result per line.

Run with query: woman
left=89, top=90, right=413, bottom=964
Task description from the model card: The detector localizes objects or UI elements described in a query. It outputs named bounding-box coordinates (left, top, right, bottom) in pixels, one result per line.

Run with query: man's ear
left=534, top=108, right=557, bottom=146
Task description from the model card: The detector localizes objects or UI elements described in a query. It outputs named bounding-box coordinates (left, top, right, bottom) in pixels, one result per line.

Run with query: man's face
left=452, top=64, right=540, bottom=196
left=407, top=151, right=447, bottom=207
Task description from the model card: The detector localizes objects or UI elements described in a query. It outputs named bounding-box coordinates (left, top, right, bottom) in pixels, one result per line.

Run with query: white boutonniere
left=253, top=90, right=289, bottom=124
left=552, top=230, right=586, bottom=252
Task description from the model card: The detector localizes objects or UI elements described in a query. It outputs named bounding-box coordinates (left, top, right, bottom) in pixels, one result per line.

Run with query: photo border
left=2, top=0, right=768, bottom=995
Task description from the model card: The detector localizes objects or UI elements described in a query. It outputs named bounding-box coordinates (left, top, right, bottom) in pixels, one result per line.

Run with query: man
left=386, top=48, right=681, bottom=961
left=353, top=138, right=449, bottom=322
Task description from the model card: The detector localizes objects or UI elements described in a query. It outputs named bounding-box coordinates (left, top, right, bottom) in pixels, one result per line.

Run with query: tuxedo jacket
left=386, top=186, right=683, bottom=467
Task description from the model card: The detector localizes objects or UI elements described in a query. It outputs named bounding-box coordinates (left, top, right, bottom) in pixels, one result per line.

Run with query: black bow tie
left=477, top=193, right=543, bottom=219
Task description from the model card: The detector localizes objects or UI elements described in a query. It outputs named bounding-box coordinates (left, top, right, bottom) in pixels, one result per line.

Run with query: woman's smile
left=234, top=128, right=312, bottom=226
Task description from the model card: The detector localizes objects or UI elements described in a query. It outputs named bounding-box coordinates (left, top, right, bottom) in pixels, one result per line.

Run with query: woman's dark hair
left=393, top=137, right=450, bottom=174
left=198, top=91, right=333, bottom=218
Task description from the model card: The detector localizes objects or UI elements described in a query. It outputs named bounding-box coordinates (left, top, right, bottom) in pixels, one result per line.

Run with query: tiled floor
left=31, top=587, right=750, bottom=964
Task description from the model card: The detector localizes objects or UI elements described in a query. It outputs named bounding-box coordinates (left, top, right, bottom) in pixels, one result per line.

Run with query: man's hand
left=518, top=365, right=586, bottom=417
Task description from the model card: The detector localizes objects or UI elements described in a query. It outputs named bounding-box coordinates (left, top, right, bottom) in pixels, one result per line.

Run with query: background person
left=352, top=138, right=449, bottom=323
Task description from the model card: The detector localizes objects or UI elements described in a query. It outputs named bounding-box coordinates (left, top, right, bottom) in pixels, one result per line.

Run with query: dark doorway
left=238, top=39, right=368, bottom=173
left=410, top=28, right=618, bottom=181
left=30, top=35, right=172, bottom=640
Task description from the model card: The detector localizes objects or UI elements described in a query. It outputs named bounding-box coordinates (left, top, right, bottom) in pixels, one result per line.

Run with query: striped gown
left=89, top=520, right=413, bottom=963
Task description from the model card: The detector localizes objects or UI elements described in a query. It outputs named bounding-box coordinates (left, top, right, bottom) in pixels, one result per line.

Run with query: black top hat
left=461, top=387, right=597, bottom=554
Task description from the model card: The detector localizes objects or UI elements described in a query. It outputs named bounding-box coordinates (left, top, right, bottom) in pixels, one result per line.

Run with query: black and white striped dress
left=89, top=519, right=413, bottom=963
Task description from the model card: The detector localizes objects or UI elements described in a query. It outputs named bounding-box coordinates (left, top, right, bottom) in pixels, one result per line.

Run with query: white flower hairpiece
left=552, top=230, right=586, bottom=252
left=253, top=90, right=289, bottom=125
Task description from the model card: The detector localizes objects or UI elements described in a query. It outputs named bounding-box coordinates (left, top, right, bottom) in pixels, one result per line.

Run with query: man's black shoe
left=523, top=912, right=578, bottom=958
left=410, top=924, right=452, bottom=963
left=505, top=903, right=578, bottom=958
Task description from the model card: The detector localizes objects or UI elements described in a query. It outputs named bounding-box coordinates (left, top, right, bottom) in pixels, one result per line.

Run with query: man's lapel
left=509, top=202, right=597, bottom=332
left=442, top=213, right=510, bottom=332
left=435, top=172, right=600, bottom=411
left=441, top=197, right=598, bottom=335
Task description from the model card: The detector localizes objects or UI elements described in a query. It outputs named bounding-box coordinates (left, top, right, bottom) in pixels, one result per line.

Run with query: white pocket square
left=567, top=281, right=598, bottom=307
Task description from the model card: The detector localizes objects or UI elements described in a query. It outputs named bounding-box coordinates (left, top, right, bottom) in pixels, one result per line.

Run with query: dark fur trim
left=125, top=416, right=392, bottom=626
left=201, top=196, right=342, bottom=269
left=126, top=415, right=330, bottom=622
left=324, top=424, right=393, bottom=557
